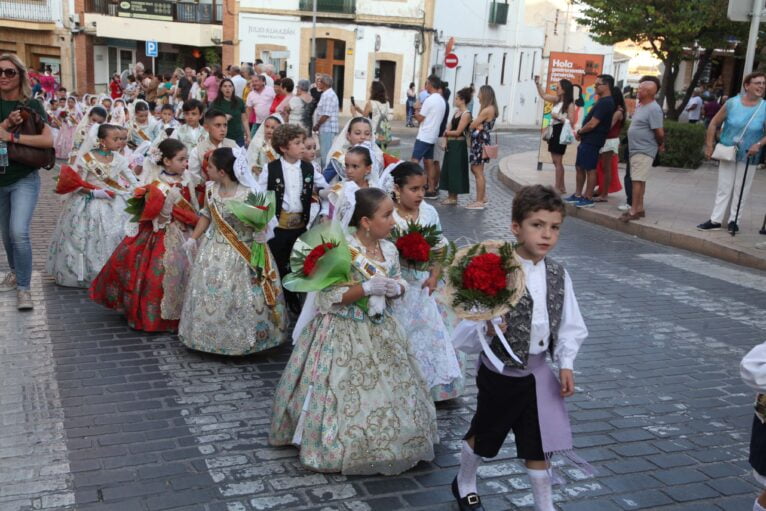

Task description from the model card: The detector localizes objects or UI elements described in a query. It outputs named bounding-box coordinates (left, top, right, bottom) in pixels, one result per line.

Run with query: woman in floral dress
left=178, top=147, right=289, bottom=355
left=466, top=85, right=498, bottom=210
left=270, top=188, right=438, bottom=475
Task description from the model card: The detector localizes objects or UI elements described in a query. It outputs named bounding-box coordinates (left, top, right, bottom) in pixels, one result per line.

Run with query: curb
left=497, top=160, right=766, bottom=272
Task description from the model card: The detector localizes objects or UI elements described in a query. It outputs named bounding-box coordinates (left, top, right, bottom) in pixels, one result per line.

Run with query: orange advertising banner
left=538, top=52, right=606, bottom=167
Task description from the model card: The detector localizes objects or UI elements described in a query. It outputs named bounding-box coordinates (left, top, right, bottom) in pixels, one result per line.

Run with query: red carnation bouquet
left=445, top=240, right=525, bottom=320
left=389, top=221, right=455, bottom=271
left=303, top=242, right=338, bottom=277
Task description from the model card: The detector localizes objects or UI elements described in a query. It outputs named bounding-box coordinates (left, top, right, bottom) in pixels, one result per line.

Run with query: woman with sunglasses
left=0, top=54, right=54, bottom=310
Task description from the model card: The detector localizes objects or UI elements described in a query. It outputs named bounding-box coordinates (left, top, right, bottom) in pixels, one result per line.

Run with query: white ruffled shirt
left=515, top=256, right=587, bottom=370
left=742, top=342, right=766, bottom=392
left=257, top=157, right=328, bottom=213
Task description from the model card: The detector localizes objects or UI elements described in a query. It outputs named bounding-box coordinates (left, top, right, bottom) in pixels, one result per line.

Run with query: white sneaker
left=16, top=289, right=33, bottom=310
left=0, top=272, right=16, bottom=292
left=617, top=204, right=630, bottom=211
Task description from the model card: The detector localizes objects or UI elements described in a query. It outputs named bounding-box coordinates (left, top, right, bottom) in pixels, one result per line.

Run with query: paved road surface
left=0, top=129, right=763, bottom=510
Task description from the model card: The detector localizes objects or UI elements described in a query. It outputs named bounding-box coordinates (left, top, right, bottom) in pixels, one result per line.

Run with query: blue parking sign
left=146, top=40, right=158, bottom=58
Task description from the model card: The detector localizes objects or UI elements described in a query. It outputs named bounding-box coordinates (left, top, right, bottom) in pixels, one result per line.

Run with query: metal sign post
left=728, top=0, right=766, bottom=73
left=145, top=40, right=158, bottom=75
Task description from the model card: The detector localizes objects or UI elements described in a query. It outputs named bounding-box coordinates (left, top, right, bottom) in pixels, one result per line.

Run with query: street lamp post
left=310, top=0, right=317, bottom=79
left=744, top=0, right=763, bottom=73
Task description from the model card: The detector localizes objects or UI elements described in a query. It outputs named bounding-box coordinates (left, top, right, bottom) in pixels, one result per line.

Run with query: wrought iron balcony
left=84, top=0, right=222, bottom=24
left=298, top=0, right=356, bottom=15
left=0, top=0, right=55, bottom=23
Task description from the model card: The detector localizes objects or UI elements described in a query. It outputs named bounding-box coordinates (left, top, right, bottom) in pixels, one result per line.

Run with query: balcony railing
left=0, top=0, right=54, bottom=23
left=85, top=0, right=222, bottom=24
left=298, top=0, right=355, bottom=15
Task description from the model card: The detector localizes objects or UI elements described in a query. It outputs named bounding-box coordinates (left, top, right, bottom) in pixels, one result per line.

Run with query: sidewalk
left=499, top=151, right=766, bottom=271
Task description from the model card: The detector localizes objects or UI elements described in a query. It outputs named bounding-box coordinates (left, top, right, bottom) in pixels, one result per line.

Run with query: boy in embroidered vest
left=172, top=99, right=207, bottom=153
left=452, top=185, right=589, bottom=511
left=258, top=124, right=329, bottom=313
left=188, top=109, right=238, bottom=188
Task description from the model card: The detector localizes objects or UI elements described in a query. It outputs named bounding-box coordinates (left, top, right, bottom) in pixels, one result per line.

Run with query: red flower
left=254, top=205, right=268, bottom=211
left=133, top=187, right=148, bottom=199
left=303, top=242, right=336, bottom=276
left=58, top=111, right=67, bottom=118
left=462, top=253, right=507, bottom=297
left=395, top=232, right=431, bottom=263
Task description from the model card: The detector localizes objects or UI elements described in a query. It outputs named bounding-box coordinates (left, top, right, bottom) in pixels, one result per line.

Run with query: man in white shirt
left=229, top=66, right=247, bottom=98
left=685, top=88, right=704, bottom=124
left=411, top=75, right=446, bottom=198
left=246, top=74, right=275, bottom=136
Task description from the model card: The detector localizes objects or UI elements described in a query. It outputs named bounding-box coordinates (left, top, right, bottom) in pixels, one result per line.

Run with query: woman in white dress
left=179, top=147, right=289, bottom=355
left=47, top=124, right=137, bottom=287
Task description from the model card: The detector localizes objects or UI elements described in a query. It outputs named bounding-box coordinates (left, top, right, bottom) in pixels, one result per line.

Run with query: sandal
left=464, top=202, right=486, bottom=210
left=440, top=198, right=458, bottom=206
left=593, top=197, right=608, bottom=203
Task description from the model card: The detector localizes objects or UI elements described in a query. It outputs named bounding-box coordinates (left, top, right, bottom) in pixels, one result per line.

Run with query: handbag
left=712, top=99, right=764, bottom=162
left=559, top=120, right=575, bottom=145
left=482, top=129, right=499, bottom=160
left=542, top=124, right=553, bottom=141
left=7, top=105, right=56, bottom=170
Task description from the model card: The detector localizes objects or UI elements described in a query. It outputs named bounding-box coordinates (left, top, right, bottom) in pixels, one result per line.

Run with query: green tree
left=576, top=0, right=746, bottom=119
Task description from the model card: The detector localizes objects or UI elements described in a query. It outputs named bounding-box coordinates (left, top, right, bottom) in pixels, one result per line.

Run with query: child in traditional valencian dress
left=54, top=96, right=82, bottom=159
left=323, top=144, right=377, bottom=226
left=69, top=106, right=107, bottom=164
left=323, top=117, right=384, bottom=183
left=389, top=162, right=464, bottom=401
left=178, top=147, right=289, bottom=355
left=247, top=114, right=282, bottom=177
left=741, top=342, right=766, bottom=511
left=127, top=100, right=160, bottom=153
left=452, top=185, right=589, bottom=511
left=270, top=187, right=438, bottom=475
left=172, top=99, right=206, bottom=153
left=47, top=124, right=138, bottom=288
left=89, top=139, right=199, bottom=332
left=110, top=98, right=129, bottom=128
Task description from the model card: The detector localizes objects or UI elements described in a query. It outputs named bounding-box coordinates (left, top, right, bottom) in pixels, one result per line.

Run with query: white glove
left=253, top=230, right=268, bottom=244
left=384, top=279, right=402, bottom=298
left=362, top=276, right=390, bottom=297
left=91, top=189, right=113, bottom=200
left=182, top=237, right=198, bottom=264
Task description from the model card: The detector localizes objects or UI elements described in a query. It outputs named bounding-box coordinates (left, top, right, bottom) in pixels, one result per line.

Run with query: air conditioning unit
left=489, top=1, right=508, bottom=25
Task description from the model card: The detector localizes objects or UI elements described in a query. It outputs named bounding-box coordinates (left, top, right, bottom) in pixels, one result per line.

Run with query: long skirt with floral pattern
left=89, top=222, right=189, bottom=332
left=269, top=306, right=439, bottom=475
left=178, top=228, right=289, bottom=355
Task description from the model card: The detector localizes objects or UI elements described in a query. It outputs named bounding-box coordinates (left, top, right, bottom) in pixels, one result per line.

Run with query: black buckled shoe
left=451, top=477, right=485, bottom=511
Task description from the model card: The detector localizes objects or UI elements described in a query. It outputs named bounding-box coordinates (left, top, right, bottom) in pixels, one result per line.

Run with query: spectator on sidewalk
left=229, top=66, right=247, bottom=98
left=177, top=67, right=194, bottom=104
left=351, top=80, right=392, bottom=150
left=0, top=53, right=54, bottom=310
left=569, top=74, right=616, bottom=208
left=465, top=85, right=498, bottom=209
left=596, top=87, right=626, bottom=202
left=704, top=95, right=722, bottom=128
left=698, top=72, right=766, bottom=234
left=429, top=82, right=451, bottom=198
left=684, top=88, right=703, bottom=124
left=406, top=82, right=416, bottom=127
left=621, top=76, right=664, bottom=223
left=312, top=74, right=339, bottom=167
left=411, top=75, right=446, bottom=199
left=534, top=76, right=578, bottom=195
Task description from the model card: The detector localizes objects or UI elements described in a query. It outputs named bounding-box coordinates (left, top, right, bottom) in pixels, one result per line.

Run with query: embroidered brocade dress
left=46, top=152, right=137, bottom=288
left=89, top=173, right=199, bottom=332
left=391, top=205, right=464, bottom=401
left=269, top=236, right=438, bottom=475
left=54, top=110, right=80, bottom=160
left=178, top=183, right=289, bottom=355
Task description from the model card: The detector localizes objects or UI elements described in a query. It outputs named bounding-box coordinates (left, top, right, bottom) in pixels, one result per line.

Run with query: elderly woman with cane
left=698, top=72, right=766, bottom=235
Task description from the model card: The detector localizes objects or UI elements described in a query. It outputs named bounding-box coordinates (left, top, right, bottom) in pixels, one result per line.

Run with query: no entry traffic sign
left=445, top=53, right=459, bottom=69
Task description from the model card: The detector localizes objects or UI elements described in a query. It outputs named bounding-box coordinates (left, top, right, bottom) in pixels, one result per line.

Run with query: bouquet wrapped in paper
left=226, top=191, right=276, bottom=270
left=282, top=221, right=353, bottom=293
left=55, top=165, right=115, bottom=198
left=389, top=221, right=455, bottom=271
left=445, top=240, right=527, bottom=372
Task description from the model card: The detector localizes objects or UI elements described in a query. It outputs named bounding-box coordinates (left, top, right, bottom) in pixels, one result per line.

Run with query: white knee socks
left=754, top=498, right=766, bottom=511
left=527, top=468, right=555, bottom=511
left=456, top=441, right=482, bottom=498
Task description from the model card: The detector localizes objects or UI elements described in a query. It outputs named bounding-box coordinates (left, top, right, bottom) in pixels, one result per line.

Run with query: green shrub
left=620, top=120, right=706, bottom=169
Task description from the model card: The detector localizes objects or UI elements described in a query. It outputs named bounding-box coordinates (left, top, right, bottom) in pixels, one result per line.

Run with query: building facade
left=75, top=0, right=227, bottom=92
left=237, top=0, right=435, bottom=119
left=0, top=0, right=75, bottom=90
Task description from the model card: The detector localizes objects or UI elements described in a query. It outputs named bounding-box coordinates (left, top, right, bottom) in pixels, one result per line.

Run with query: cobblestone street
left=1, top=129, right=765, bottom=510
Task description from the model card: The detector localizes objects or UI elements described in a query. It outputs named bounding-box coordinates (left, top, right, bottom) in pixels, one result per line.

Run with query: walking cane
left=731, top=159, right=750, bottom=237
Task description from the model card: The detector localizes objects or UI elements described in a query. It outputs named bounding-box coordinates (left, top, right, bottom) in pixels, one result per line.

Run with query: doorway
left=375, top=60, right=396, bottom=107
left=108, top=47, right=135, bottom=77
left=315, top=38, right=345, bottom=101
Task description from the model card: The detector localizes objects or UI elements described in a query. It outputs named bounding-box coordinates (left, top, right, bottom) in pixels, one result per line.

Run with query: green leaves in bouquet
left=125, top=194, right=146, bottom=223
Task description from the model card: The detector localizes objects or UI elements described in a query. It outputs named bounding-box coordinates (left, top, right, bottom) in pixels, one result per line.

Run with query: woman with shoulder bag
left=439, top=86, right=473, bottom=205
left=535, top=76, right=578, bottom=195
left=465, top=85, right=498, bottom=210
left=0, top=53, right=54, bottom=310
left=351, top=81, right=392, bottom=150
left=698, top=72, right=766, bottom=234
